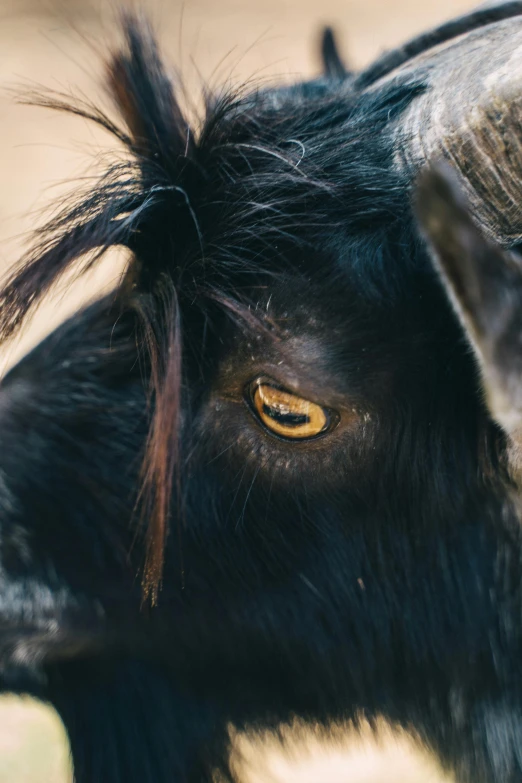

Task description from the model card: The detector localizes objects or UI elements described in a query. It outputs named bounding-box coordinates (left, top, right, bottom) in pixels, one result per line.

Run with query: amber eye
left=248, top=380, right=337, bottom=440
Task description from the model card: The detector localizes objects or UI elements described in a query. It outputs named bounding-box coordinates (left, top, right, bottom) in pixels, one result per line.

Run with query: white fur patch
left=227, top=719, right=453, bottom=783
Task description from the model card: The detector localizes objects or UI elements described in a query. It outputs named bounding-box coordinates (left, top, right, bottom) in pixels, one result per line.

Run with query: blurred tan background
left=0, top=0, right=479, bottom=780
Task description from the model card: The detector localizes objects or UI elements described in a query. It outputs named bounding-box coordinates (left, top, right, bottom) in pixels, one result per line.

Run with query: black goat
left=4, top=5, right=522, bottom=782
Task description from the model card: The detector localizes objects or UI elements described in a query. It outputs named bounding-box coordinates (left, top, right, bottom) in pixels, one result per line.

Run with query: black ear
left=320, top=27, right=350, bottom=81
left=415, top=162, right=522, bottom=479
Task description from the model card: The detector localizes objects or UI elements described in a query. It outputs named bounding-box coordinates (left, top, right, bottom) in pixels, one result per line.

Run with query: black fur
left=320, top=27, right=349, bottom=81
left=1, top=13, right=522, bottom=783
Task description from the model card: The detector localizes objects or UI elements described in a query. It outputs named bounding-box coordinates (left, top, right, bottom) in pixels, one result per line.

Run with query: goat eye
left=247, top=379, right=337, bottom=440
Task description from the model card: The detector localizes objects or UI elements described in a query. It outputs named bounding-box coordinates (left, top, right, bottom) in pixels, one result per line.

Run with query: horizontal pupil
left=262, top=403, right=310, bottom=427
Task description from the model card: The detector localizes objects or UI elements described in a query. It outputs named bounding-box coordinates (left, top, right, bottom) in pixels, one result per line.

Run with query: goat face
left=3, top=10, right=522, bottom=783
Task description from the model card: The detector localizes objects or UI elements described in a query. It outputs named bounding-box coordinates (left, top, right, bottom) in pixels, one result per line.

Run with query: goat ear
left=415, top=162, right=522, bottom=479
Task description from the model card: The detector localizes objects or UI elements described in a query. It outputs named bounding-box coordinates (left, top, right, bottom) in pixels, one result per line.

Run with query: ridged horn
left=362, top=3, right=522, bottom=245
